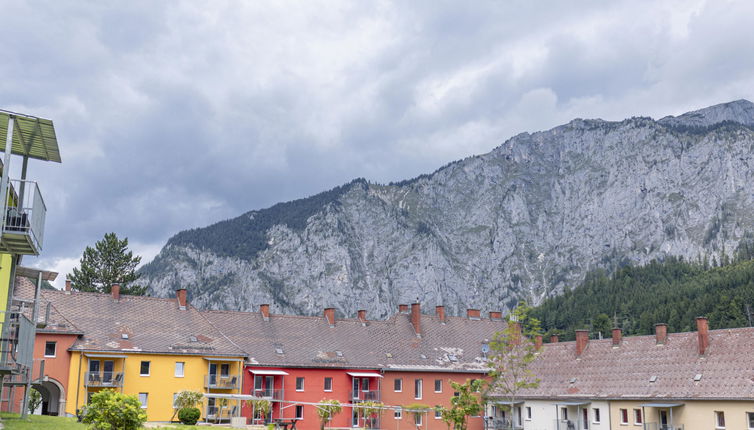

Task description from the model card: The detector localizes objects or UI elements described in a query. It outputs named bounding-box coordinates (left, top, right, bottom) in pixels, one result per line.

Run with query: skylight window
left=275, top=347, right=284, bottom=354
left=385, top=353, right=393, bottom=358
left=189, top=336, right=198, bottom=342
left=649, top=375, right=657, bottom=383
left=447, top=354, right=458, bottom=362
left=694, top=373, right=703, bottom=381
left=569, top=377, right=577, bottom=384
left=420, top=354, right=427, bottom=359
left=121, top=333, right=129, bottom=339
left=335, top=350, right=343, bottom=357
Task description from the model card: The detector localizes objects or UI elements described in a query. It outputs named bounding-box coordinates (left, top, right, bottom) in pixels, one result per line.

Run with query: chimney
left=411, top=303, right=421, bottom=337
left=535, top=335, right=543, bottom=350
left=655, top=323, right=668, bottom=345
left=549, top=334, right=559, bottom=343
left=399, top=304, right=409, bottom=314
left=260, top=304, right=270, bottom=321
left=612, top=328, right=622, bottom=347
left=324, top=308, right=335, bottom=327
left=357, top=309, right=367, bottom=324
left=696, top=317, right=709, bottom=355
left=65, top=279, right=71, bottom=293
left=575, top=330, right=589, bottom=357
left=111, top=283, right=120, bottom=301
left=435, top=306, right=446, bottom=322
left=489, top=311, right=503, bottom=320
left=176, top=288, right=187, bottom=310
left=466, top=309, right=481, bottom=320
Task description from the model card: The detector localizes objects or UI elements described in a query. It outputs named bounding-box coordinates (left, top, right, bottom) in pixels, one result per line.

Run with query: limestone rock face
left=141, top=100, right=754, bottom=318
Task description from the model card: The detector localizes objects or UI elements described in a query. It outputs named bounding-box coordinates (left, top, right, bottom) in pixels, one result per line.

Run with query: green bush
left=81, top=389, right=147, bottom=430
left=178, top=407, right=201, bottom=425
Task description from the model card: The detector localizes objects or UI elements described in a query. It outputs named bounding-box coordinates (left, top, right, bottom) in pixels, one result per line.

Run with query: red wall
left=243, top=367, right=382, bottom=430
left=380, top=371, right=489, bottom=430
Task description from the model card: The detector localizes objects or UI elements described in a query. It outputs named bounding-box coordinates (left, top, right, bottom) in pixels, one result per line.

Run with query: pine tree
left=68, top=232, right=146, bottom=295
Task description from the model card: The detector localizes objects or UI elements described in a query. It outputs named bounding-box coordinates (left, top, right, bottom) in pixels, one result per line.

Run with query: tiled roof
left=37, top=287, right=245, bottom=357
left=516, top=328, right=754, bottom=401
left=203, top=308, right=505, bottom=371
left=13, top=276, right=81, bottom=334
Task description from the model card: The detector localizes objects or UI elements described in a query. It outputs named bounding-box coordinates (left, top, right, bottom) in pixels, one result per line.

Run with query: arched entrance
left=31, top=378, right=65, bottom=416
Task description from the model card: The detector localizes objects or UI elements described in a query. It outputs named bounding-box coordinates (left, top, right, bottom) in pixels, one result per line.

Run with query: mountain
left=141, top=99, right=754, bottom=318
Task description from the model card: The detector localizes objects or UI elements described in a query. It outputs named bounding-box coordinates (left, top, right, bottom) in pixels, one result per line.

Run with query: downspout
left=75, top=351, right=82, bottom=415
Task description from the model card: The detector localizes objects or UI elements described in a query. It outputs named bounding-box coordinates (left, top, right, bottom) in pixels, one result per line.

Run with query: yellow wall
left=610, top=400, right=754, bottom=430
left=0, top=253, right=14, bottom=333
left=66, top=351, right=244, bottom=422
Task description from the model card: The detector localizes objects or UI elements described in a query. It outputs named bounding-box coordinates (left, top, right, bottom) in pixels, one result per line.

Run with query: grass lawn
left=0, top=413, right=190, bottom=429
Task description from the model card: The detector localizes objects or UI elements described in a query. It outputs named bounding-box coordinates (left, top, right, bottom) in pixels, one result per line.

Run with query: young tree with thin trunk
left=435, top=379, right=484, bottom=430
left=316, top=399, right=343, bottom=430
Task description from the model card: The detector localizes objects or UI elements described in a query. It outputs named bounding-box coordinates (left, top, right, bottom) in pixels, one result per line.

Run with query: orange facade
left=380, top=371, right=488, bottom=430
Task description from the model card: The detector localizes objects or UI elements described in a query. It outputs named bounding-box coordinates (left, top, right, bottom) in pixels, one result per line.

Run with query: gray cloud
left=1, top=0, right=753, bottom=285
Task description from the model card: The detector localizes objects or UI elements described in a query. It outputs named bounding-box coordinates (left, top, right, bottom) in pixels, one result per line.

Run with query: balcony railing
left=351, top=390, right=380, bottom=402
left=554, top=419, right=578, bottom=430
left=206, top=374, right=239, bottom=389
left=84, top=371, right=124, bottom=387
left=1, top=179, right=46, bottom=255
left=487, top=418, right=523, bottom=430
left=252, top=388, right=283, bottom=399
left=0, top=312, right=35, bottom=375
left=644, top=423, right=684, bottom=430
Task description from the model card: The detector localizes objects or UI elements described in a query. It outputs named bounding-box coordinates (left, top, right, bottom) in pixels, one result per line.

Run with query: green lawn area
left=0, top=413, right=189, bottom=429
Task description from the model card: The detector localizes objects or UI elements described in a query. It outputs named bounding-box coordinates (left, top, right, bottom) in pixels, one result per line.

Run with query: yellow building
left=41, top=285, right=246, bottom=422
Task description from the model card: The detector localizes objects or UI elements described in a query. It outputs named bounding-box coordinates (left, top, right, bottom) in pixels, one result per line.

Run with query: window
left=415, top=413, right=423, bottom=426
left=593, top=408, right=601, bottom=424
left=525, top=406, right=532, bottom=420
left=295, top=405, right=304, bottom=420
left=394, top=378, right=402, bottom=392
left=715, top=411, right=725, bottom=429
left=516, top=407, right=522, bottom=426
left=44, top=341, right=56, bottom=357
left=582, top=408, right=589, bottom=429
left=324, top=377, right=333, bottom=392
left=561, top=408, right=568, bottom=420
left=296, top=377, right=305, bottom=391
left=435, top=407, right=442, bottom=419
left=414, top=378, right=422, bottom=399
left=140, top=361, right=150, bottom=376
left=220, top=363, right=230, bottom=377
left=620, top=409, right=628, bottom=425
left=394, top=408, right=402, bottom=419
left=434, top=379, right=442, bottom=393
left=747, top=412, right=754, bottom=430
left=173, top=393, right=179, bottom=408
left=634, top=409, right=642, bottom=425
left=138, top=393, right=148, bottom=409
left=175, top=362, right=185, bottom=377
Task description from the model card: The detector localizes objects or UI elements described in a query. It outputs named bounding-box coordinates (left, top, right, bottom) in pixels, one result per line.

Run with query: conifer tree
left=68, top=232, right=146, bottom=295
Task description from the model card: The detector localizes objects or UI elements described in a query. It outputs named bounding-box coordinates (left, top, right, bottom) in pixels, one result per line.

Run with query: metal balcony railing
left=84, top=371, right=124, bottom=387
left=206, top=374, right=239, bottom=389
left=351, top=390, right=380, bottom=402
left=644, top=423, right=684, bottom=430
left=253, top=388, right=283, bottom=399
left=0, top=312, right=35, bottom=375
left=487, top=418, right=523, bottom=430
left=555, top=419, right=578, bottom=430
left=1, top=179, right=46, bottom=255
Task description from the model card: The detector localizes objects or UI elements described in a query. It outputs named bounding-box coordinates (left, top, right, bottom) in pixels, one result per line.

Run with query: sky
left=2, top=0, right=754, bottom=288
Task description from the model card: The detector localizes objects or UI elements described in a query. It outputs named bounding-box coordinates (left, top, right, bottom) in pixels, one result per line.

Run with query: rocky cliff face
left=141, top=100, right=754, bottom=318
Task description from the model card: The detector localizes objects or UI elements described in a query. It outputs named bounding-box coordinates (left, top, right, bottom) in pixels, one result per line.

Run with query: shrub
left=81, top=389, right=147, bottom=430
left=178, top=407, right=201, bottom=425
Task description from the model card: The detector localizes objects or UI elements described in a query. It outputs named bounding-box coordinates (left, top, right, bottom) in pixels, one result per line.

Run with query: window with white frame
left=138, top=393, right=148, bottom=409
left=394, top=408, right=402, bottom=419
left=634, top=409, right=642, bottom=425
left=620, top=409, right=628, bottom=424
left=593, top=408, right=600, bottom=424
left=715, top=411, right=725, bottom=429
left=44, top=341, right=56, bottom=357
left=394, top=378, right=402, bottom=392
left=140, top=361, right=150, bottom=376
left=561, top=408, right=568, bottom=420
left=415, top=412, right=422, bottom=426
left=435, top=407, right=442, bottom=419
left=220, top=363, right=230, bottom=377
left=295, top=405, right=304, bottom=420
left=414, top=378, right=422, bottom=399
left=324, top=377, right=333, bottom=392
left=747, top=412, right=754, bottom=430
left=296, top=377, right=305, bottom=391
left=175, top=362, right=184, bottom=377
left=434, top=379, right=442, bottom=392
left=525, top=406, right=532, bottom=420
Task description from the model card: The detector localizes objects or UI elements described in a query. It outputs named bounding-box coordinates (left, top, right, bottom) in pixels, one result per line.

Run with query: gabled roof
left=37, top=287, right=245, bottom=357
left=14, top=276, right=81, bottom=335
left=515, top=328, right=754, bottom=401
left=203, top=308, right=504, bottom=372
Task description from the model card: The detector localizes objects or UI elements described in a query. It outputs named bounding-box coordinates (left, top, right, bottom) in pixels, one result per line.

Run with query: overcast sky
left=3, top=0, right=754, bottom=288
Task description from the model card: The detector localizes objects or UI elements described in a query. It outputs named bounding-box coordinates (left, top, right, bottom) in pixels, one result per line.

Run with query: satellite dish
left=481, top=343, right=490, bottom=353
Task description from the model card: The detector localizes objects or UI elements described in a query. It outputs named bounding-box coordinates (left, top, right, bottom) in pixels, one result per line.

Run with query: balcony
left=206, top=374, right=239, bottom=390
left=351, top=390, right=380, bottom=402
left=252, top=388, right=283, bottom=400
left=554, top=419, right=578, bottom=430
left=0, top=312, right=35, bottom=375
left=644, top=424, right=684, bottom=430
left=487, top=418, right=523, bottom=430
left=0, top=179, right=46, bottom=255
left=84, top=371, right=124, bottom=388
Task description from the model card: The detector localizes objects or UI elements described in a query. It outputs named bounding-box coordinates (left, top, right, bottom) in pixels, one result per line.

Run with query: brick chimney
left=399, top=304, right=409, bottom=314
left=535, top=335, right=543, bottom=350
left=655, top=323, right=668, bottom=345
left=435, top=306, right=446, bottom=322
left=357, top=309, right=367, bottom=324
left=65, top=279, right=71, bottom=293
left=111, top=283, right=120, bottom=301
left=260, top=304, right=270, bottom=321
left=489, top=311, right=503, bottom=320
left=696, top=317, right=709, bottom=355
left=466, top=309, right=481, bottom=320
left=411, top=303, right=421, bottom=337
left=575, top=330, right=589, bottom=357
left=324, top=308, right=335, bottom=327
left=549, top=334, right=559, bottom=343
left=612, top=328, right=622, bottom=347
left=176, top=288, right=187, bottom=310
